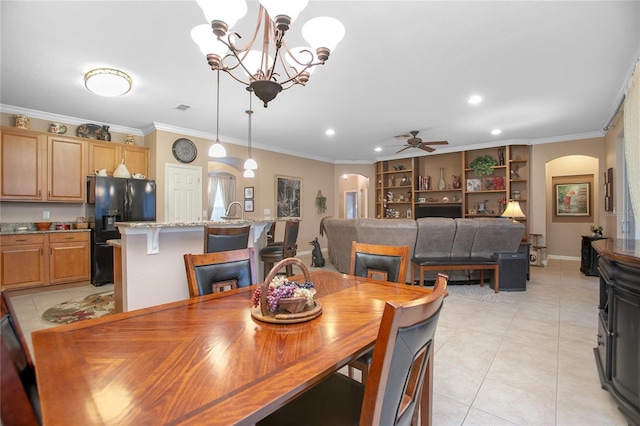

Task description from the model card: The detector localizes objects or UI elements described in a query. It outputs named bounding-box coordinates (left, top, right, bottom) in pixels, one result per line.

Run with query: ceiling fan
left=393, top=130, right=448, bottom=153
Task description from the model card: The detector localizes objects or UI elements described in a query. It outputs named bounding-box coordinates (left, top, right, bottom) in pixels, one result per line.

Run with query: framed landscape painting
left=555, top=181, right=590, bottom=217
left=276, top=176, right=301, bottom=219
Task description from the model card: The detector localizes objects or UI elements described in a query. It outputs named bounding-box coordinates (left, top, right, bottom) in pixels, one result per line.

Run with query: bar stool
left=260, top=220, right=300, bottom=277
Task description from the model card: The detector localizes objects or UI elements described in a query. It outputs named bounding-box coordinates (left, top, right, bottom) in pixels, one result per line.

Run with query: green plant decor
left=469, top=155, right=498, bottom=177
left=315, top=190, right=327, bottom=215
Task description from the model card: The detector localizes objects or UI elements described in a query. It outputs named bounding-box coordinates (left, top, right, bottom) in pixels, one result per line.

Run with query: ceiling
left=1, top=1, right=639, bottom=164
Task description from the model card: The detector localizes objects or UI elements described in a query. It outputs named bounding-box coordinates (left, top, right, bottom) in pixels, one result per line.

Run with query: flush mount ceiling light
left=84, top=68, right=132, bottom=97
left=191, top=0, right=345, bottom=107
left=468, top=95, right=482, bottom=104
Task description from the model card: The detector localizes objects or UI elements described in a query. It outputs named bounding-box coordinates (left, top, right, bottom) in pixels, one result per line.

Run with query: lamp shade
left=259, top=0, right=308, bottom=23
left=243, top=168, right=255, bottom=178
left=191, top=24, right=229, bottom=57
left=302, top=17, right=345, bottom=52
left=196, top=0, right=247, bottom=29
left=243, top=157, right=258, bottom=170
left=208, top=141, right=227, bottom=158
left=501, top=201, right=525, bottom=220
left=84, top=68, right=132, bottom=97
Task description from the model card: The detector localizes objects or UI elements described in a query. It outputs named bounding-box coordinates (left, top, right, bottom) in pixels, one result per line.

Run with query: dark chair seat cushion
left=257, top=373, right=363, bottom=426
left=412, top=256, right=496, bottom=266
left=260, top=244, right=285, bottom=255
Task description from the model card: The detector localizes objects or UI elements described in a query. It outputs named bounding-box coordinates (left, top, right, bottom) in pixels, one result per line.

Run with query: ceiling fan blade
left=396, top=146, right=412, bottom=154
left=419, top=145, right=436, bottom=153
left=393, top=133, right=413, bottom=140
left=422, top=141, right=449, bottom=145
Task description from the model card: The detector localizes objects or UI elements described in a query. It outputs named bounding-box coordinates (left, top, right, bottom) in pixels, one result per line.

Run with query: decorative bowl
left=34, top=222, right=52, bottom=231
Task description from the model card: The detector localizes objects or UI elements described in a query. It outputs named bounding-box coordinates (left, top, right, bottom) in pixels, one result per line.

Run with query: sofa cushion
left=414, top=218, right=456, bottom=258
left=322, top=218, right=358, bottom=274
left=470, top=218, right=524, bottom=258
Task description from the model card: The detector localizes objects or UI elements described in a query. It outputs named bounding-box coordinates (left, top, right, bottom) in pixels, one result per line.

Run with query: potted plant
left=315, top=190, right=327, bottom=215
left=469, top=155, right=498, bottom=177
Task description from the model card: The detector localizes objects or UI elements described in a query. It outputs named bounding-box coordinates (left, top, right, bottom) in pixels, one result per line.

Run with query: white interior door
left=165, top=163, right=202, bottom=221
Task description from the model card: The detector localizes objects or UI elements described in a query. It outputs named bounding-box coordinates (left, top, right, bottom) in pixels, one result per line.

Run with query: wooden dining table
left=32, top=270, right=434, bottom=425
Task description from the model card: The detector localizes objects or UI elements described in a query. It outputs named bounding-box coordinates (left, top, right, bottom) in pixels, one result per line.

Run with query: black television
left=415, top=204, right=462, bottom=219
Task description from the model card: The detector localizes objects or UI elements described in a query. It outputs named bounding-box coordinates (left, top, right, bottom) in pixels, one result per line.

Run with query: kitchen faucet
left=225, top=201, right=244, bottom=220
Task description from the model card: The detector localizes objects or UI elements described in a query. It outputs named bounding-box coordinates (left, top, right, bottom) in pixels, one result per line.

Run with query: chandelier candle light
left=191, top=0, right=345, bottom=107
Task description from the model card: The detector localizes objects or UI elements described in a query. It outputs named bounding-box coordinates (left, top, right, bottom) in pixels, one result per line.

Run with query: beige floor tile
left=462, top=407, right=517, bottom=425
left=434, top=362, right=485, bottom=405
left=472, top=378, right=556, bottom=425
left=556, top=373, right=628, bottom=426
left=433, top=392, right=471, bottom=425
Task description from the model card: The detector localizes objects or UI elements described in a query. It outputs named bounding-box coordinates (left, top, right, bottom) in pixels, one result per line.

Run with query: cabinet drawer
left=48, top=232, right=90, bottom=243
left=1, top=234, right=46, bottom=245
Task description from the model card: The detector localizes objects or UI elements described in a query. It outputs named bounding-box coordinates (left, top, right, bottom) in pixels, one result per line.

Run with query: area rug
left=41, top=292, right=115, bottom=325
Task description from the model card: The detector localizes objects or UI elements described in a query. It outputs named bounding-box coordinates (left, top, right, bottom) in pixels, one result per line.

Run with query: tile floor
left=7, top=257, right=628, bottom=425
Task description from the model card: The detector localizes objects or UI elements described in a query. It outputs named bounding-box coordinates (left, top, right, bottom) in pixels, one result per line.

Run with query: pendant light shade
left=243, top=169, right=255, bottom=178
left=209, top=142, right=227, bottom=157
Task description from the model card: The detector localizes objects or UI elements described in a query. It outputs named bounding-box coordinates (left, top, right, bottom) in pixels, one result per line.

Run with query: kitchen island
left=114, top=219, right=272, bottom=312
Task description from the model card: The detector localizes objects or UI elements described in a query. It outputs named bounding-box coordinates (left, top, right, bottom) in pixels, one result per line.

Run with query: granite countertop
left=115, top=219, right=272, bottom=228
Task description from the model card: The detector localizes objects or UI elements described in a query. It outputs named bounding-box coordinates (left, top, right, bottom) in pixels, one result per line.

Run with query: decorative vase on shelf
left=438, top=168, right=446, bottom=190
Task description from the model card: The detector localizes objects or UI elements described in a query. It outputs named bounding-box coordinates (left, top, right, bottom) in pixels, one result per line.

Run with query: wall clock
left=172, top=138, right=197, bottom=163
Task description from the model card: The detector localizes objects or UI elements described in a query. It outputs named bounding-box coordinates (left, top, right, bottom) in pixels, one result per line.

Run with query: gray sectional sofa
left=322, top=217, right=525, bottom=283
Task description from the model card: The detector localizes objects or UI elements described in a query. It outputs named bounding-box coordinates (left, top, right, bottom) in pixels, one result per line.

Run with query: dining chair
left=260, top=220, right=300, bottom=277
left=1, top=290, right=41, bottom=425
left=257, top=273, right=448, bottom=426
left=184, top=248, right=256, bottom=297
left=204, top=225, right=251, bottom=253
left=348, top=241, right=411, bottom=383
left=349, top=241, right=410, bottom=284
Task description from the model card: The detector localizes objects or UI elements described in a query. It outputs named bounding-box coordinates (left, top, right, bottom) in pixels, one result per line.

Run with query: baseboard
left=546, top=255, right=581, bottom=262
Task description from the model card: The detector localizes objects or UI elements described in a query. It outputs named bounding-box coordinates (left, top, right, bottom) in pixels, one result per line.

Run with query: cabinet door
left=48, top=136, right=86, bottom=202
left=1, top=235, right=47, bottom=289
left=88, top=141, right=120, bottom=176
left=0, top=128, right=44, bottom=200
left=49, top=233, right=90, bottom=284
left=122, top=145, right=149, bottom=177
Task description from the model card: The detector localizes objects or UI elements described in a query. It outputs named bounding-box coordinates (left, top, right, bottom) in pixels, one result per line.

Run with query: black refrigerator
left=87, top=176, right=156, bottom=285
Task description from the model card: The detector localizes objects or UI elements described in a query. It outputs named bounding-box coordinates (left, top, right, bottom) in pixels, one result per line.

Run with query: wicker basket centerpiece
left=251, top=258, right=322, bottom=324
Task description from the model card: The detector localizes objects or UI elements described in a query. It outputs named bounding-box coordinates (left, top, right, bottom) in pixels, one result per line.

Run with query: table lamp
left=501, top=200, right=525, bottom=222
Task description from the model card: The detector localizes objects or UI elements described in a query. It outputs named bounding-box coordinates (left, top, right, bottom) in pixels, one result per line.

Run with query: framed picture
left=554, top=181, right=590, bottom=217
left=244, top=199, right=254, bottom=212
left=275, top=175, right=302, bottom=219
left=466, top=179, right=481, bottom=192
left=244, top=187, right=254, bottom=199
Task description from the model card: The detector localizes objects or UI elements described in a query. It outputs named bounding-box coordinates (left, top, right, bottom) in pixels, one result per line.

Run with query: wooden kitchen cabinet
left=47, top=136, right=86, bottom=202
left=87, top=141, right=120, bottom=175
left=87, top=141, right=149, bottom=178
left=0, top=127, right=45, bottom=200
left=48, top=232, right=90, bottom=284
left=1, top=127, right=86, bottom=203
left=0, top=234, right=47, bottom=289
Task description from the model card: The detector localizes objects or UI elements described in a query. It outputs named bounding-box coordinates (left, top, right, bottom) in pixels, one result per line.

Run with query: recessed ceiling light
left=325, top=129, right=335, bottom=136
left=468, top=95, right=482, bottom=104
left=491, top=129, right=502, bottom=135
left=375, top=147, right=382, bottom=152
left=84, top=68, right=132, bottom=97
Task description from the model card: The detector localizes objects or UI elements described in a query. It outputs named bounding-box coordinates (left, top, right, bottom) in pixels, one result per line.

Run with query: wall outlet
left=43, top=211, right=50, bottom=219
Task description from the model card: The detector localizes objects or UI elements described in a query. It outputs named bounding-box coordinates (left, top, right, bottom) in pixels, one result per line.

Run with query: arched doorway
left=339, top=174, right=369, bottom=218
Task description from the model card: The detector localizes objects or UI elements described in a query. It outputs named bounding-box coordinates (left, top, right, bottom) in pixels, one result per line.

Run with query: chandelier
left=191, top=0, right=345, bottom=107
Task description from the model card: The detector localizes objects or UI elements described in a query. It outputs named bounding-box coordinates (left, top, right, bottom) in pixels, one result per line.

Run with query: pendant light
left=208, top=70, right=227, bottom=158
left=243, top=88, right=258, bottom=174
